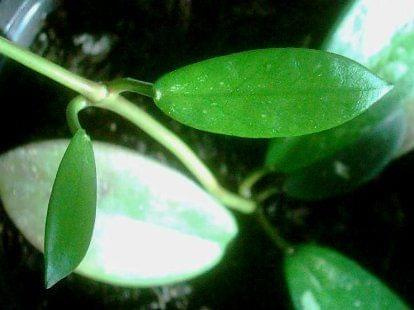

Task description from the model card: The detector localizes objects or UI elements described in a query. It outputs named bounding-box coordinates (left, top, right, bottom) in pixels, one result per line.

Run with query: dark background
left=1, top=0, right=413, bottom=309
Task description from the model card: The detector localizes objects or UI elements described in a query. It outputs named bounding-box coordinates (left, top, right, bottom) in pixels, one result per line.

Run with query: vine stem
left=97, top=93, right=256, bottom=213
left=108, top=78, right=154, bottom=98
left=256, top=206, right=294, bottom=254
left=240, top=175, right=293, bottom=254
left=66, top=96, right=88, bottom=134
left=239, top=168, right=269, bottom=198
left=0, top=36, right=107, bottom=102
left=0, top=36, right=256, bottom=214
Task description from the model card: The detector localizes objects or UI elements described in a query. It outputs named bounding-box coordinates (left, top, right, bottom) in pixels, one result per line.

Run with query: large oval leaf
left=285, top=244, right=409, bottom=309
left=283, top=107, right=406, bottom=200
left=323, top=0, right=414, bottom=156
left=153, top=48, right=391, bottom=138
left=0, top=140, right=237, bottom=287
left=44, top=130, right=97, bottom=288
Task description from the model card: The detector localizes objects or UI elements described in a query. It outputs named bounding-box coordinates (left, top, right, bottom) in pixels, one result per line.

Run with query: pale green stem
left=256, top=187, right=280, bottom=203
left=96, top=93, right=256, bottom=213
left=66, top=96, right=89, bottom=134
left=239, top=168, right=270, bottom=198
left=104, top=78, right=256, bottom=212
left=108, top=78, right=154, bottom=98
left=0, top=36, right=107, bottom=102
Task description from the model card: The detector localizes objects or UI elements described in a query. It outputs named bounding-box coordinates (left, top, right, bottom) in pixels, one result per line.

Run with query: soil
left=1, top=0, right=413, bottom=309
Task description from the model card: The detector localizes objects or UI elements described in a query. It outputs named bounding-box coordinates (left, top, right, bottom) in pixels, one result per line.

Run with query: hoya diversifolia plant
left=0, top=22, right=410, bottom=308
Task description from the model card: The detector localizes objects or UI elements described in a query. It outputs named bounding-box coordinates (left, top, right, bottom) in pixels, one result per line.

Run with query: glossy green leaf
left=285, top=244, right=409, bottom=309
left=44, top=130, right=97, bottom=288
left=323, top=0, right=414, bottom=156
left=0, top=140, right=237, bottom=287
left=265, top=72, right=408, bottom=173
left=283, top=107, right=406, bottom=200
left=153, top=48, right=391, bottom=138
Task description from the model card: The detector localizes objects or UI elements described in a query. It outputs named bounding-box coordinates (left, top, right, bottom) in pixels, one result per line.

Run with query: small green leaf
left=44, top=130, right=97, bottom=288
left=285, top=244, right=409, bottom=309
left=283, top=107, right=406, bottom=200
left=0, top=140, right=237, bottom=287
left=153, top=48, right=391, bottom=138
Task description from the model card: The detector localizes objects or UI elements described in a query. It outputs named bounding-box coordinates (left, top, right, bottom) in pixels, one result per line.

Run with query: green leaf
left=44, top=130, right=97, bottom=288
left=282, top=107, right=406, bottom=200
left=153, top=48, right=391, bottom=138
left=285, top=244, right=409, bottom=309
left=265, top=74, right=406, bottom=173
left=0, top=140, right=237, bottom=287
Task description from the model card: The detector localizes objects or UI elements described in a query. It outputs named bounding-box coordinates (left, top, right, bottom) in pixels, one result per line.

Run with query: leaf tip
left=44, top=266, right=64, bottom=289
left=45, top=278, right=57, bottom=290
left=382, top=83, right=394, bottom=96
left=44, top=255, right=71, bottom=289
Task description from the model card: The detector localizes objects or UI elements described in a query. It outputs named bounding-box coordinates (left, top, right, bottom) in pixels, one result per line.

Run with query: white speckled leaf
left=0, top=140, right=238, bottom=287
left=323, top=0, right=414, bottom=156
left=285, top=244, right=409, bottom=309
